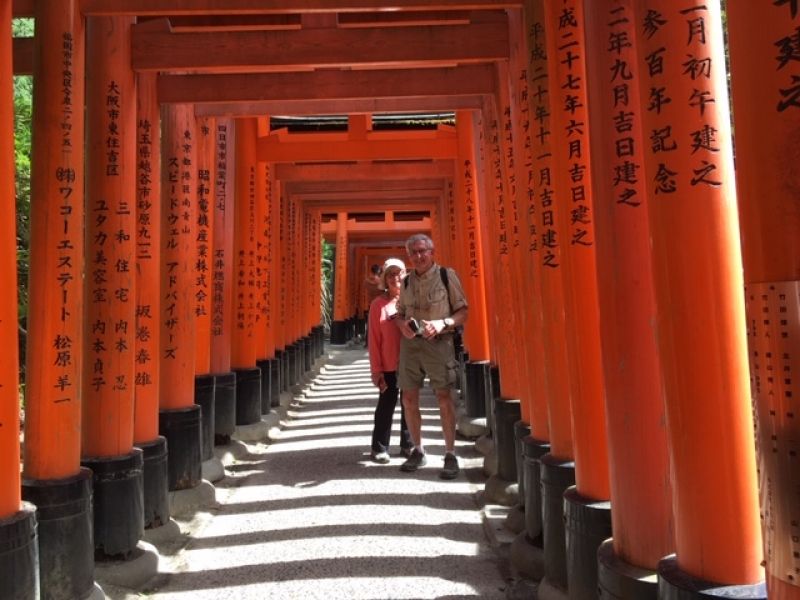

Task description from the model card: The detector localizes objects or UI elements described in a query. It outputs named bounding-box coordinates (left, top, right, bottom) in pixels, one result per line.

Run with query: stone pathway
left=119, top=344, right=514, bottom=599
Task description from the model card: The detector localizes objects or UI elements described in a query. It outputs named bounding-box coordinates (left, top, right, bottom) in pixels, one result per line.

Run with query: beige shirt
left=397, top=263, right=467, bottom=321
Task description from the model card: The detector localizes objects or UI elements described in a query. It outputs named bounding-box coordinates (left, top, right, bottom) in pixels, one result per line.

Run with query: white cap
left=380, top=258, right=407, bottom=289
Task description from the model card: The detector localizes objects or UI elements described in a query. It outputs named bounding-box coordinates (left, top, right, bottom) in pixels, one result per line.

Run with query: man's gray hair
left=405, top=233, right=434, bottom=253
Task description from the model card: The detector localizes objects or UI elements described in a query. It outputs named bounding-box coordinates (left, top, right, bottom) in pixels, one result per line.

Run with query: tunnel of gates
left=0, top=1, right=798, bottom=599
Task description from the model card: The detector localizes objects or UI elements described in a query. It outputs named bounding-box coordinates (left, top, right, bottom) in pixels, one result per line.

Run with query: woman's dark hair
left=370, top=264, right=381, bottom=275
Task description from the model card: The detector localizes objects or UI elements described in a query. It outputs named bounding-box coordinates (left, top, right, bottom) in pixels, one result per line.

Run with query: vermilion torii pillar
left=81, top=15, right=143, bottom=559
left=135, top=71, right=168, bottom=530
left=543, top=0, right=613, bottom=596
left=728, top=2, right=800, bottom=598
left=331, top=211, right=350, bottom=344
left=583, top=0, right=674, bottom=594
left=194, top=115, right=216, bottom=470
left=633, top=0, right=764, bottom=594
left=20, top=2, right=97, bottom=598
left=210, top=118, right=237, bottom=444
left=231, top=118, right=262, bottom=428
left=0, top=0, right=37, bottom=595
left=524, top=0, right=577, bottom=592
left=159, top=103, right=203, bottom=493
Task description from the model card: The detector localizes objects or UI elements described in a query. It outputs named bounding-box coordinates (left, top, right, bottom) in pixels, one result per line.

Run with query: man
left=396, top=234, right=468, bottom=480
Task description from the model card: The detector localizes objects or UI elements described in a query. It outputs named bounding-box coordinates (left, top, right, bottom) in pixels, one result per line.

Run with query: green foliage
left=13, top=19, right=34, bottom=375
left=320, top=239, right=334, bottom=333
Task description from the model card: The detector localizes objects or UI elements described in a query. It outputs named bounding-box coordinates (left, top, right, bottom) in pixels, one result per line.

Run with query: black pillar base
left=233, top=367, right=262, bottom=426
left=295, top=340, right=305, bottom=380
left=331, top=320, right=347, bottom=344
left=159, top=406, right=202, bottom=491
left=281, top=347, right=290, bottom=392
left=523, top=436, right=550, bottom=541
left=81, top=449, right=144, bottom=560
left=564, top=485, right=612, bottom=600
left=657, top=555, right=766, bottom=600
left=465, top=360, right=490, bottom=419
left=194, top=374, right=216, bottom=461
left=598, top=539, right=658, bottom=600
left=287, top=344, right=299, bottom=386
left=303, top=336, right=313, bottom=371
left=0, top=502, right=38, bottom=600
left=494, top=398, right=521, bottom=482
left=458, top=351, right=469, bottom=392
left=137, top=436, right=169, bottom=529
left=514, top=420, right=531, bottom=500
left=315, top=325, right=324, bottom=357
left=540, top=454, right=576, bottom=592
left=213, top=371, right=236, bottom=445
left=22, top=469, right=95, bottom=600
left=487, top=364, right=501, bottom=435
left=269, top=358, right=281, bottom=407
left=256, top=359, right=272, bottom=415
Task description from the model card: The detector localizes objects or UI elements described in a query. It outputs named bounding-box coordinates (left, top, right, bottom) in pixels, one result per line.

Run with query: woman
left=367, top=258, right=413, bottom=463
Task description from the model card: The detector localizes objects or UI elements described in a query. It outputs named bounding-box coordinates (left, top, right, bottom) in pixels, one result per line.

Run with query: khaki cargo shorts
left=398, top=334, right=458, bottom=390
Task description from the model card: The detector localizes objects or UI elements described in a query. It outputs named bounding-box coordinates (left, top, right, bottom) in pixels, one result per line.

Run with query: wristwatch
left=443, top=317, right=455, bottom=329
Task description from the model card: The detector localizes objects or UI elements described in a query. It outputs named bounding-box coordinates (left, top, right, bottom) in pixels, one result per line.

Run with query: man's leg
left=436, top=387, right=460, bottom=479
left=435, top=388, right=457, bottom=454
left=401, top=387, right=423, bottom=450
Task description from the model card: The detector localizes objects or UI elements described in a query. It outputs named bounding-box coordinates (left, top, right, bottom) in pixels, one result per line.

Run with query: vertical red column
left=82, top=15, right=143, bottom=558
left=194, top=117, right=214, bottom=378
left=331, top=212, right=350, bottom=344
left=508, top=8, right=550, bottom=446
left=194, top=115, right=216, bottom=464
left=231, top=118, right=262, bottom=428
left=134, top=71, right=169, bottom=530
left=479, top=100, right=524, bottom=405
left=254, top=117, right=273, bottom=414
left=159, top=103, right=202, bottom=491
left=543, top=1, right=614, bottom=595
left=583, top=0, right=675, bottom=588
left=524, top=1, right=578, bottom=593
left=727, top=2, right=800, bottom=598
left=210, top=118, right=236, bottom=442
left=633, top=0, right=764, bottom=590
left=455, top=112, right=490, bottom=363
left=21, top=2, right=96, bottom=597
left=0, top=1, right=38, bottom=595
left=0, top=0, right=20, bottom=520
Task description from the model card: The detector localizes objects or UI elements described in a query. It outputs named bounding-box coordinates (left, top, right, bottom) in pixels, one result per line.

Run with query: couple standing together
left=367, top=234, right=468, bottom=480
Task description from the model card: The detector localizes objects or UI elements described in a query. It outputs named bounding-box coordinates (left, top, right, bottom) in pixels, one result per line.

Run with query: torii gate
left=1, top=2, right=797, bottom=600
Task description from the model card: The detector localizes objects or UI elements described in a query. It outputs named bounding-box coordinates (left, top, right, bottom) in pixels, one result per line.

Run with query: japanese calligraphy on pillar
left=501, top=100, right=521, bottom=248
left=640, top=3, right=724, bottom=195
left=196, top=121, right=212, bottom=323
left=279, top=193, right=287, bottom=332
left=212, top=122, right=228, bottom=339
left=135, top=116, right=155, bottom=389
left=236, top=161, right=257, bottom=335
left=52, top=32, right=78, bottom=402
left=774, top=0, right=800, bottom=112
left=462, top=158, right=479, bottom=278
left=553, top=0, right=593, bottom=248
left=446, top=179, right=457, bottom=245
left=746, top=282, right=800, bottom=584
left=163, top=128, right=194, bottom=361
left=488, top=115, right=510, bottom=256
left=528, top=10, right=559, bottom=269
left=262, top=164, right=272, bottom=332
left=515, top=58, right=537, bottom=257
left=88, top=80, right=133, bottom=397
left=604, top=3, right=645, bottom=208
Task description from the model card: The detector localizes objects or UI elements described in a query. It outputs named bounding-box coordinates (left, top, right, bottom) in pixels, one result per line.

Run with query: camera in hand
left=408, top=318, right=422, bottom=336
